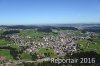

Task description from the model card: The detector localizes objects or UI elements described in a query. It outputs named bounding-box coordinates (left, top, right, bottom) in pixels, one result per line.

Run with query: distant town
left=0, top=24, right=100, bottom=66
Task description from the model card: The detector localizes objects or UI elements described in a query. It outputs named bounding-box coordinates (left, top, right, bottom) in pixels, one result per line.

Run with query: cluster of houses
left=4, top=30, right=99, bottom=57
left=6, top=31, right=78, bottom=57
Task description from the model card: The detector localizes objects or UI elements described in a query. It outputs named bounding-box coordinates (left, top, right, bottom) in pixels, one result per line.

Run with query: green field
left=36, top=48, right=57, bottom=57
left=77, top=38, right=100, bottom=54
left=0, top=39, right=11, bottom=47
left=94, top=38, right=100, bottom=43
left=18, top=30, right=57, bottom=39
left=0, top=30, right=4, bottom=35
left=20, top=53, right=32, bottom=60
left=0, top=49, right=13, bottom=59
left=10, top=44, right=20, bottom=49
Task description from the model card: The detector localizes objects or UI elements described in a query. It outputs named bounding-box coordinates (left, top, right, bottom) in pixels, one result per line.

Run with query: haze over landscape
left=0, top=0, right=100, bottom=25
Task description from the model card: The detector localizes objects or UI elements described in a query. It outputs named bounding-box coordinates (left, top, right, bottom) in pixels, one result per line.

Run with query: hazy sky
left=0, top=0, right=100, bottom=25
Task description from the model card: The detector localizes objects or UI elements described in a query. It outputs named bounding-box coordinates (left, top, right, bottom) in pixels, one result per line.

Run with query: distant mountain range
left=0, top=24, right=100, bottom=32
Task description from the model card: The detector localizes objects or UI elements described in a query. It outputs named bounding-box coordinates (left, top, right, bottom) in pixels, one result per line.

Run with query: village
left=4, top=29, right=99, bottom=57
left=0, top=28, right=100, bottom=66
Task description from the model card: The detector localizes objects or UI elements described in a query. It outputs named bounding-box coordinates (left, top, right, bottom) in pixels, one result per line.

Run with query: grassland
left=36, top=48, right=57, bottom=57
left=18, top=30, right=58, bottom=39
left=20, top=53, right=32, bottom=60
left=0, top=39, right=11, bottom=47
left=77, top=38, right=100, bottom=54
left=10, top=44, right=20, bottom=49
left=0, top=49, right=13, bottom=59
left=0, top=30, right=4, bottom=35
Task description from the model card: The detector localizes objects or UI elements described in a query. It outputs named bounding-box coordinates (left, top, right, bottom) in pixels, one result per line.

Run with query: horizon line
left=0, top=23, right=100, bottom=26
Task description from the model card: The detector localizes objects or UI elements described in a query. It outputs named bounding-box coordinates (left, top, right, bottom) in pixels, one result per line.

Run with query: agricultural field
left=18, top=30, right=58, bottom=39
left=77, top=38, right=100, bottom=54
left=20, top=53, right=32, bottom=60
left=36, top=48, right=57, bottom=57
left=0, top=49, right=13, bottom=60
left=0, top=39, right=11, bottom=47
